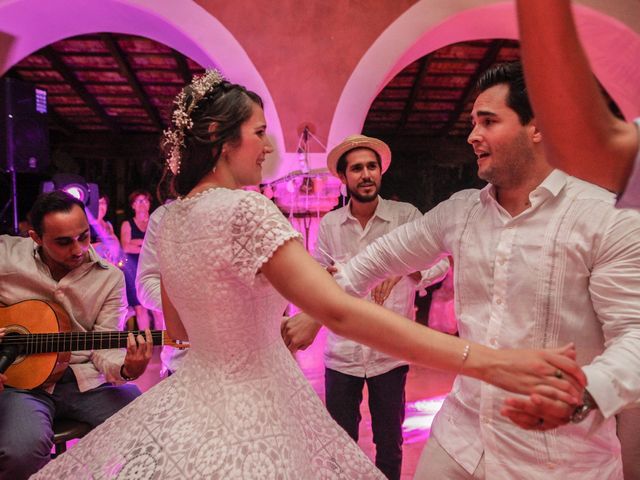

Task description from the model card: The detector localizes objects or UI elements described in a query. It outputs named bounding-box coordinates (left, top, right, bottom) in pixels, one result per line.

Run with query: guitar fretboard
left=3, top=330, right=164, bottom=354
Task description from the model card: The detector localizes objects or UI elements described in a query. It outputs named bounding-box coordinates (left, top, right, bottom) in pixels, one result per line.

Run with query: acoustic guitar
left=0, top=299, right=189, bottom=390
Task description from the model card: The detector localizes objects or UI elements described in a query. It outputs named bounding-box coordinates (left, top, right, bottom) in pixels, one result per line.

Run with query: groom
left=287, top=62, right=640, bottom=479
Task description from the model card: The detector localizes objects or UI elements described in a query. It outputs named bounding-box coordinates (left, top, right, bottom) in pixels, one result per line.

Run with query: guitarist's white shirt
left=0, top=234, right=129, bottom=392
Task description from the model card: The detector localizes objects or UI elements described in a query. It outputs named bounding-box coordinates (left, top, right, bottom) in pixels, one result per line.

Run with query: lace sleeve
left=231, top=191, right=302, bottom=284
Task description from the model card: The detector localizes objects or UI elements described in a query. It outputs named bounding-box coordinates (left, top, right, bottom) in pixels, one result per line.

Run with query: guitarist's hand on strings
left=121, top=329, right=154, bottom=381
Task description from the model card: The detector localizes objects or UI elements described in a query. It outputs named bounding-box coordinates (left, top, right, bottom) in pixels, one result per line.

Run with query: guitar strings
left=1, top=331, right=166, bottom=354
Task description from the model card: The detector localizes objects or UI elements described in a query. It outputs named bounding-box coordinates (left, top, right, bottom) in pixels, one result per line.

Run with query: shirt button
left=496, top=298, right=502, bottom=305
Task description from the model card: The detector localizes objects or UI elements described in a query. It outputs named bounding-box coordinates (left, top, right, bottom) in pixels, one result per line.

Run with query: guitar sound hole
left=4, top=325, right=29, bottom=361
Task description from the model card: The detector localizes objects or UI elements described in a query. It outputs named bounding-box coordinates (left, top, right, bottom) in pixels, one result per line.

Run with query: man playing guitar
left=0, top=191, right=153, bottom=480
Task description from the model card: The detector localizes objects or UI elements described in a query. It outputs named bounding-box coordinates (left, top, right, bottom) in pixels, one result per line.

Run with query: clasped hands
left=280, top=313, right=588, bottom=432
left=498, top=343, right=587, bottom=431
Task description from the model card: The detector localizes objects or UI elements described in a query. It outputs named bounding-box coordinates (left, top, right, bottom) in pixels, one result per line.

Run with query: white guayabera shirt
left=315, top=196, right=449, bottom=378
left=337, top=170, right=640, bottom=480
left=616, top=118, right=640, bottom=209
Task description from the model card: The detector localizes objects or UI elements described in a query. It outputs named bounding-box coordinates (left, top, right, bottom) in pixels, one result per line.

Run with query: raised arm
left=516, top=0, right=638, bottom=192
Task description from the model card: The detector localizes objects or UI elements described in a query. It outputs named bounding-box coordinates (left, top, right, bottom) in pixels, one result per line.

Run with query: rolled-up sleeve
left=90, top=273, right=128, bottom=382
left=583, top=207, right=640, bottom=418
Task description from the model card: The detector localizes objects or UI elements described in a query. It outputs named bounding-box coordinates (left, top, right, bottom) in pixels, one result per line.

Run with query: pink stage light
left=402, top=395, right=446, bottom=444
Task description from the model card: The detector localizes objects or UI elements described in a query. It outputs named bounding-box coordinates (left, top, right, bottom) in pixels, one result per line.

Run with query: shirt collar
left=340, top=196, right=391, bottom=224
left=479, top=169, right=568, bottom=205
left=88, top=245, right=111, bottom=269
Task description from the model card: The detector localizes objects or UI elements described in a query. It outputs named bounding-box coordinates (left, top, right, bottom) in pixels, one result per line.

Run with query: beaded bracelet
left=459, top=344, right=471, bottom=373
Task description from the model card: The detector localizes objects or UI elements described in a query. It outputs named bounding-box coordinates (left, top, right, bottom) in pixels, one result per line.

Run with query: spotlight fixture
left=41, top=173, right=99, bottom=218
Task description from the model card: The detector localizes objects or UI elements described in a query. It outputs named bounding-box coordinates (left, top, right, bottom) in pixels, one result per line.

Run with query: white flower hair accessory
left=163, top=69, right=226, bottom=175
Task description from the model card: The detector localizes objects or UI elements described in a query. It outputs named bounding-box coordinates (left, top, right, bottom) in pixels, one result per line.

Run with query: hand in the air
left=122, top=329, right=154, bottom=380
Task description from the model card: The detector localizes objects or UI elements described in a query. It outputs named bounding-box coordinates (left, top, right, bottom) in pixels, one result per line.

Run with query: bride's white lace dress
left=33, top=188, right=383, bottom=479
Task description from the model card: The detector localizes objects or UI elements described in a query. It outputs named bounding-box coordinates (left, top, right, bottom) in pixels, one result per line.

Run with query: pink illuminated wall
left=330, top=1, right=640, bottom=147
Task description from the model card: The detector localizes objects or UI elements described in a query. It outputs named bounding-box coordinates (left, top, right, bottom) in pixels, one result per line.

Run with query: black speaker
left=0, top=77, right=50, bottom=173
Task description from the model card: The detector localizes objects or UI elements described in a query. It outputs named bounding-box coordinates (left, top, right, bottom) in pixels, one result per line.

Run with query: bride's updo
left=161, top=70, right=263, bottom=197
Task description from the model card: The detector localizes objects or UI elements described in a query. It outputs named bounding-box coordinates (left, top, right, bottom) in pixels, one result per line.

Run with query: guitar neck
left=9, top=330, right=168, bottom=355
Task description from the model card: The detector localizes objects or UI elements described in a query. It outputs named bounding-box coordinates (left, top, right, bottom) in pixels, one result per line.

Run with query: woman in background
left=120, top=190, right=153, bottom=330
left=90, top=194, right=121, bottom=265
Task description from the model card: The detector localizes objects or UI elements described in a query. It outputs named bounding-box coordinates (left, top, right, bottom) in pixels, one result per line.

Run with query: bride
left=31, top=71, right=584, bottom=479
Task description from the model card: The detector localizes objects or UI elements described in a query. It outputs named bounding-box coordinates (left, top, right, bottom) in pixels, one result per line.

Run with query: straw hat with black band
left=326, top=134, right=391, bottom=177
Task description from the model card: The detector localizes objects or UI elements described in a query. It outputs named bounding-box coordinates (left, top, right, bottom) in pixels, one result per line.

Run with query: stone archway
left=329, top=0, right=640, bottom=149
left=0, top=0, right=286, bottom=180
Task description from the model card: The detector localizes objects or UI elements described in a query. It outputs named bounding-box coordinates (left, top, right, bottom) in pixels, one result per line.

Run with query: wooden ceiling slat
left=437, top=40, right=507, bottom=135
left=74, top=70, right=127, bottom=83
left=172, top=51, right=193, bottom=84
left=16, top=69, right=63, bottom=82
left=85, top=84, right=134, bottom=95
left=417, top=89, right=462, bottom=101
left=135, top=70, right=183, bottom=84
left=428, top=61, right=478, bottom=75
left=48, top=95, right=85, bottom=105
left=102, top=33, right=164, bottom=131
left=394, top=57, right=431, bottom=137
left=117, top=37, right=172, bottom=54
left=52, top=39, right=109, bottom=54
left=128, top=55, right=177, bottom=70
left=96, top=96, right=141, bottom=107
left=143, top=84, right=182, bottom=96
left=186, top=58, right=206, bottom=73
left=424, top=75, right=469, bottom=88
left=14, top=55, right=51, bottom=68
left=61, top=55, right=119, bottom=69
left=41, top=46, right=120, bottom=133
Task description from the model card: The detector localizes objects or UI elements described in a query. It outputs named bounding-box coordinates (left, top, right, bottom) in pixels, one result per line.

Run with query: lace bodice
left=157, top=188, right=301, bottom=359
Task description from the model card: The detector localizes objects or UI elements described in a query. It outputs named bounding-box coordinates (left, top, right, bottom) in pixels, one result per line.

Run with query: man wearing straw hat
left=284, top=134, right=449, bottom=480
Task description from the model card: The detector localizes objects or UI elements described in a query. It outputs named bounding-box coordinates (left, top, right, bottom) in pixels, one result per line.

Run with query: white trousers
left=414, top=436, right=485, bottom=480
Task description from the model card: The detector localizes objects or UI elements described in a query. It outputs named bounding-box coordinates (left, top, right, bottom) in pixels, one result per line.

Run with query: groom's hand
left=501, top=388, right=578, bottom=431
left=281, top=313, right=322, bottom=353
left=371, top=276, right=401, bottom=305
